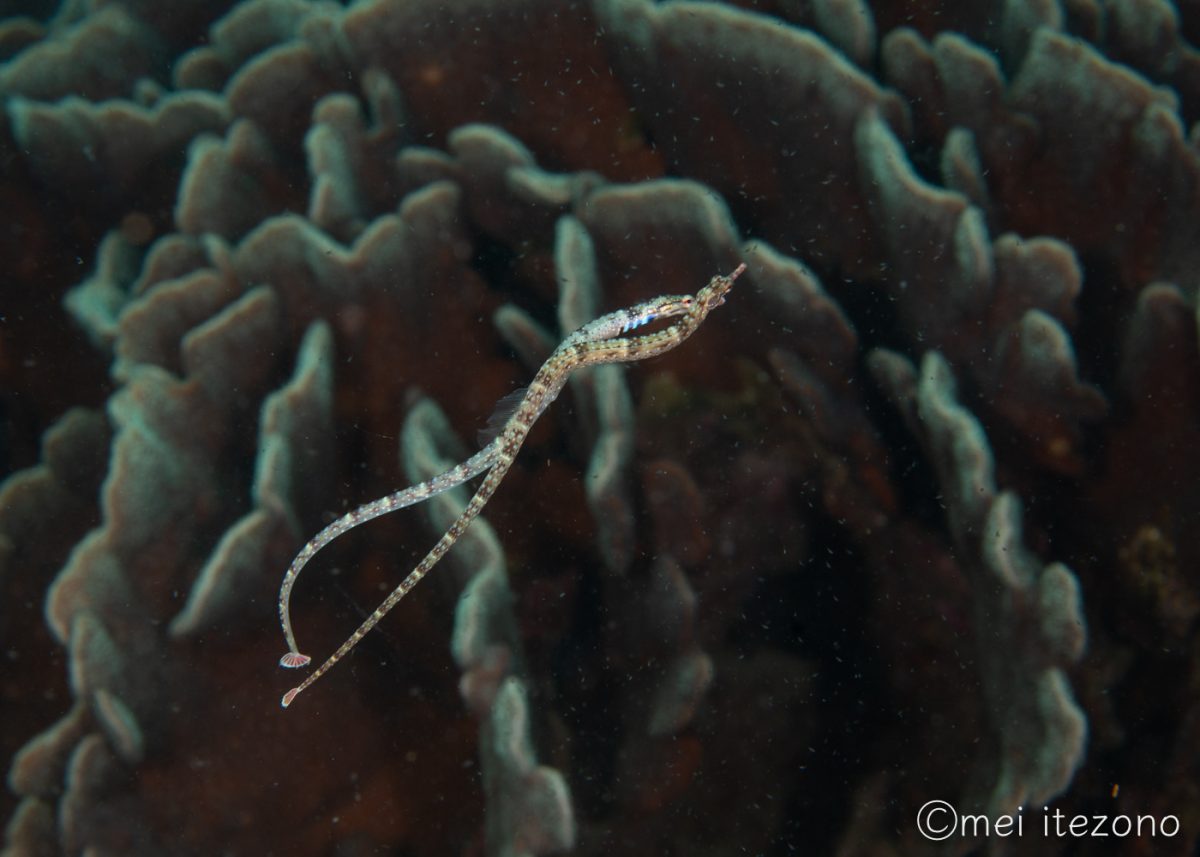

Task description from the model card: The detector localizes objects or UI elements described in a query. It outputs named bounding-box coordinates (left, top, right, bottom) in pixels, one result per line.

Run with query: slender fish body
left=278, top=264, right=744, bottom=708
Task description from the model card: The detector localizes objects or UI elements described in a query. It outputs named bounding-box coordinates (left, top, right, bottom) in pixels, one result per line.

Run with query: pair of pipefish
left=276, top=264, right=744, bottom=708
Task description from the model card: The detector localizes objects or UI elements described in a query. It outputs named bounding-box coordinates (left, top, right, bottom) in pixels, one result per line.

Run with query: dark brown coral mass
left=2, top=1, right=1199, bottom=855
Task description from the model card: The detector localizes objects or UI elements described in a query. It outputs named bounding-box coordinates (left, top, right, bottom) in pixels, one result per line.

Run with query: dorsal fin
left=477, top=386, right=528, bottom=447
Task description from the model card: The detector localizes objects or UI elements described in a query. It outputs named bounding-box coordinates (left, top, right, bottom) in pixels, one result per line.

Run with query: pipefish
left=277, top=263, right=744, bottom=708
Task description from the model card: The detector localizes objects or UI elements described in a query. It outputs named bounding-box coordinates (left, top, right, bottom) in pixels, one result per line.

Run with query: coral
left=3, top=0, right=1200, bottom=855
left=0, top=6, right=163, bottom=102
left=403, top=398, right=574, bottom=856
left=10, top=90, right=230, bottom=204
left=871, top=350, right=1087, bottom=815
left=484, top=679, right=575, bottom=857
